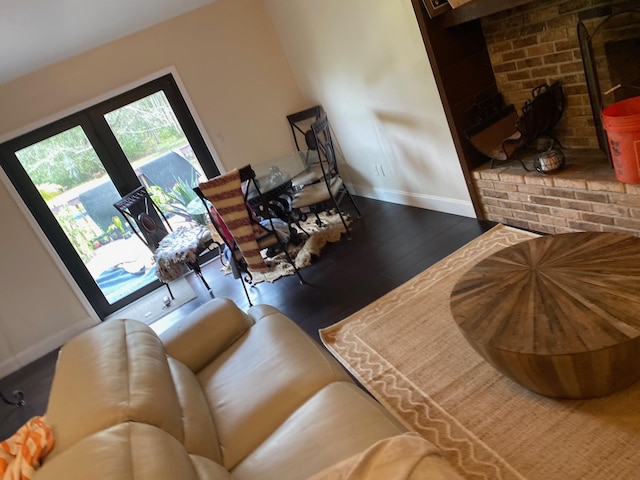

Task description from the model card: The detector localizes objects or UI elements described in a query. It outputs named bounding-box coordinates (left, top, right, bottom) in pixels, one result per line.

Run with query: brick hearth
left=472, top=149, right=640, bottom=236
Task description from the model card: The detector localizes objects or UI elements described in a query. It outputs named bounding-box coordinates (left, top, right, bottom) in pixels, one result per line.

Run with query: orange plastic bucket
left=602, top=96, right=640, bottom=184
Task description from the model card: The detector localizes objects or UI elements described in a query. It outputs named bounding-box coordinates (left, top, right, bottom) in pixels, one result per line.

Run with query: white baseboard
left=351, top=184, right=476, bottom=218
left=0, top=316, right=98, bottom=379
left=0, top=358, right=21, bottom=380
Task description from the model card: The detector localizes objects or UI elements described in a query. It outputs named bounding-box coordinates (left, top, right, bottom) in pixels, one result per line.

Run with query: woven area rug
left=320, top=224, right=640, bottom=480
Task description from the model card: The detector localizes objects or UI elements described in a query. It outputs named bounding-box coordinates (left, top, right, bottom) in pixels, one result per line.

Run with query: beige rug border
left=321, top=223, right=534, bottom=335
left=322, top=223, right=640, bottom=479
left=320, top=224, right=542, bottom=480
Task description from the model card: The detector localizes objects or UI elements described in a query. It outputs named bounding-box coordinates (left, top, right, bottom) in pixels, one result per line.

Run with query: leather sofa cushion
left=45, top=319, right=185, bottom=459
left=160, top=299, right=254, bottom=373
left=35, top=423, right=232, bottom=480
left=231, top=382, right=407, bottom=480
left=168, top=357, right=220, bottom=463
left=44, top=318, right=223, bottom=464
left=197, top=306, right=352, bottom=470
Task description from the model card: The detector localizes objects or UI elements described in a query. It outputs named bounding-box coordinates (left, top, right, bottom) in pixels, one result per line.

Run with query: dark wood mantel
left=411, top=0, right=541, bottom=217
left=442, top=0, right=536, bottom=27
left=411, top=0, right=497, bottom=217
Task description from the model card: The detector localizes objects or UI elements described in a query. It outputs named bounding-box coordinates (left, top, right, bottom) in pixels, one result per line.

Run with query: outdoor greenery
left=17, top=126, right=104, bottom=191
left=105, top=91, right=186, bottom=167
left=16, top=90, right=198, bottom=264
left=148, top=170, right=208, bottom=226
left=55, top=205, right=102, bottom=262
left=17, top=91, right=186, bottom=194
left=37, top=183, right=64, bottom=201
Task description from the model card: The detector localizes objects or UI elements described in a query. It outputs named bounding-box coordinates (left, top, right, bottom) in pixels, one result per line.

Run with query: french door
left=0, top=74, right=220, bottom=319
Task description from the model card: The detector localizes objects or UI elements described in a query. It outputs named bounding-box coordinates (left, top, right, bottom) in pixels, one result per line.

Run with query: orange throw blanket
left=0, top=417, right=55, bottom=480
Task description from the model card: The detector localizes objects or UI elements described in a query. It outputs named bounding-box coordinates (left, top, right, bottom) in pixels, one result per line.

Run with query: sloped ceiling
left=0, top=0, right=217, bottom=85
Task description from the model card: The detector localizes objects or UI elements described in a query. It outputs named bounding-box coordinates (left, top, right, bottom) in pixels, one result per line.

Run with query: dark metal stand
left=247, top=180, right=294, bottom=222
left=0, top=389, right=25, bottom=407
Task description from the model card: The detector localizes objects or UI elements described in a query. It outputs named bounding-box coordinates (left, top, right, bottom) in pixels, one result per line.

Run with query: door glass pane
left=104, top=91, right=209, bottom=229
left=15, top=127, right=158, bottom=304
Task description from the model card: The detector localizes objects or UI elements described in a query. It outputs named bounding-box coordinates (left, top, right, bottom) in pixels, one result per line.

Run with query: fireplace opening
left=481, top=1, right=640, bottom=154
left=605, top=38, right=640, bottom=103
left=465, top=2, right=640, bottom=237
left=578, top=9, right=640, bottom=157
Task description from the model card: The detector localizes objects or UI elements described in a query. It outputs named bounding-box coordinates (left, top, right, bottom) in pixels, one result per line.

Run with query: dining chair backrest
left=287, top=105, right=323, bottom=152
left=114, top=185, right=214, bottom=293
left=113, top=186, right=171, bottom=253
left=289, top=113, right=362, bottom=238
left=193, top=180, right=256, bottom=259
left=196, top=165, right=305, bottom=305
left=310, top=113, right=340, bottom=181
left=198, top=169, right=269, bottom=273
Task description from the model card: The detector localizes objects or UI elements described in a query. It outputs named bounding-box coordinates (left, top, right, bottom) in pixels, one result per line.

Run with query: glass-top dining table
left=247, top=150, right=322, bottom=221
left=253, top=150, right=320, bottom=190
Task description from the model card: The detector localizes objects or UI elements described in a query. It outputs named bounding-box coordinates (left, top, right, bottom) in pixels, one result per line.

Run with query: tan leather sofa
left=35, top=298, right=462, bottom=479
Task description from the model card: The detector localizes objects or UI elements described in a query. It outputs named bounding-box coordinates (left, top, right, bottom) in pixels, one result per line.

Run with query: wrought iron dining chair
left=286, top=105, right=326, bottom=188
left=287, top=105, right=323, bottom=153
left=113, top=186, right=216, bottom=296
left=290, top=113, right=361, bottom=237
left=195, top=166, right=304, bottom=306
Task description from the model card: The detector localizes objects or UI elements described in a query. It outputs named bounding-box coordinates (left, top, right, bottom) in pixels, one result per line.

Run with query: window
left=0, top=74, right=220, bottom=318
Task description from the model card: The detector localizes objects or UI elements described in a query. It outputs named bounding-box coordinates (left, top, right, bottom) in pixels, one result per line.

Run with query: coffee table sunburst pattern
left=450, top=231, right=640, bottom=399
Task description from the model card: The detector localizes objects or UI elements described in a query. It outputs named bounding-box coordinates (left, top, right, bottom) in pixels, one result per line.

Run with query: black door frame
left=0, top=73, right=220, bottom=319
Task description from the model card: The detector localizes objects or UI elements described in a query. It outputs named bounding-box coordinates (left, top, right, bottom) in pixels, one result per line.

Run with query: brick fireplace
left=473, top=149, right=640, bottom=235
left=469, top=0, right=640, bottom=235
left=481, top=0, right=639, bottom=149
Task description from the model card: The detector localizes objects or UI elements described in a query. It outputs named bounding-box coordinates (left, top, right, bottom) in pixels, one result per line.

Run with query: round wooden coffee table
left=450, top=231, right=640, bottom=399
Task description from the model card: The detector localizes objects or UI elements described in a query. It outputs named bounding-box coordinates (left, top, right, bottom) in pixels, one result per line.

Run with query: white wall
left=265, top=0, right=474, bottom=215
left=0, top=0, right=306, bottom=377
left=0, top=0, right=474, bottom=377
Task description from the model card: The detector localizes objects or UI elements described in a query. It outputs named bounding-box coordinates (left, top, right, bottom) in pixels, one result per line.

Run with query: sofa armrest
left=159, top=298, right=254, bottom=373
left=246, top=303, right=286, bottom=324
left=35, top=423, right=234, bottom=480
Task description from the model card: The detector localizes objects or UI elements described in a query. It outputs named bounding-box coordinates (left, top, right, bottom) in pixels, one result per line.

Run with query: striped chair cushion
left=199, top=170, right=269, bottom=273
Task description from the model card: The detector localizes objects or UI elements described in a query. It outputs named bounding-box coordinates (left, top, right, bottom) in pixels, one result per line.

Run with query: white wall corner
left=350, top=182, right=477, bottom=219
left=0, top=315, right=98, bottom=379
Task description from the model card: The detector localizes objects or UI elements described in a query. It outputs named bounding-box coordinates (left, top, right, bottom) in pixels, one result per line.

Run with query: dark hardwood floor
left=0, top=197, right=496, bottom=440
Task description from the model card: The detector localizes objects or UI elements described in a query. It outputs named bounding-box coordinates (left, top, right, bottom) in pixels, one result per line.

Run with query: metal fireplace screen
left=578, top=9, right=640, bottom=160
